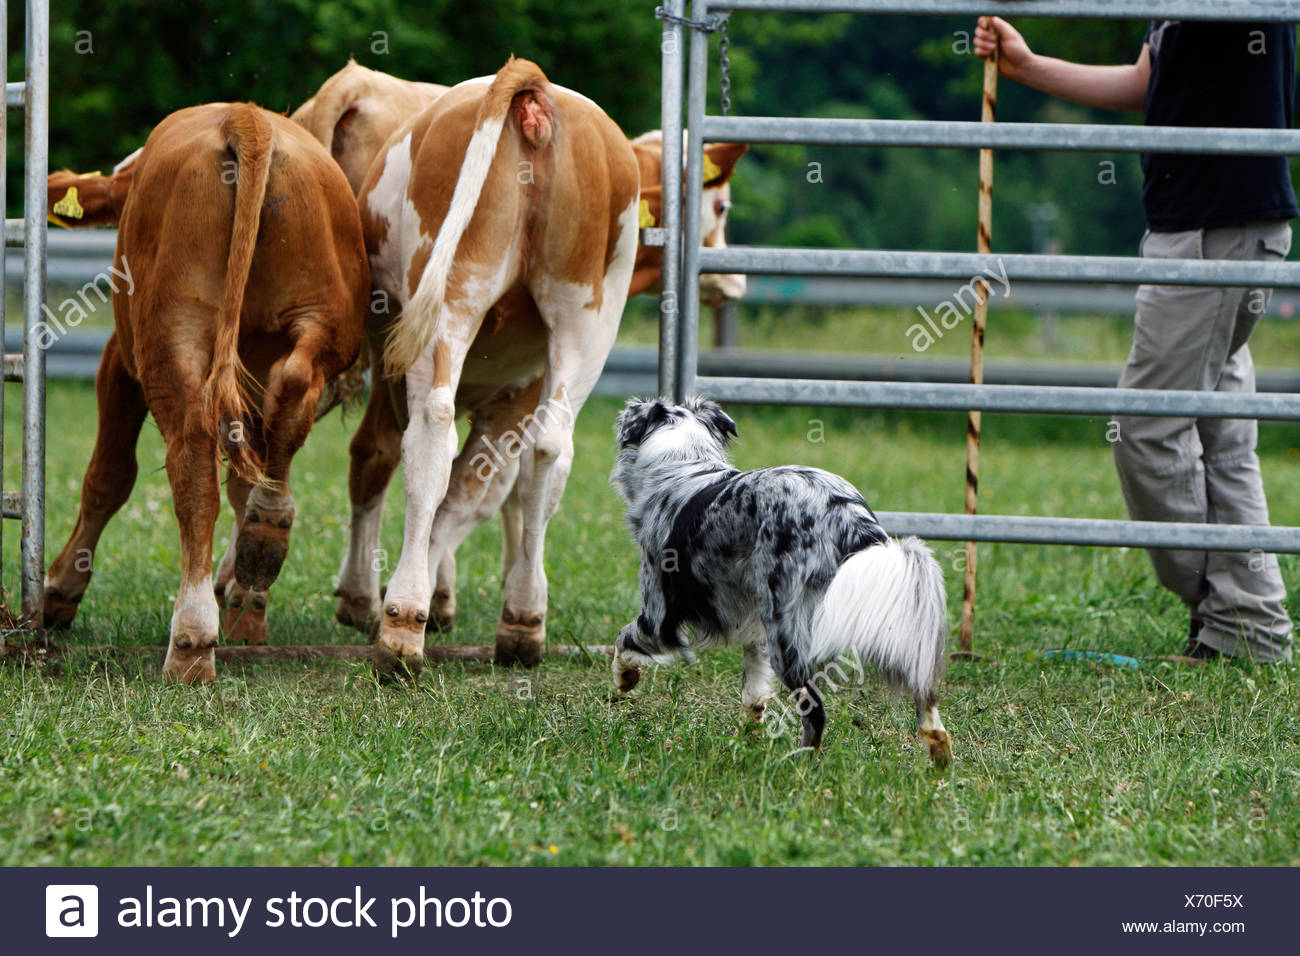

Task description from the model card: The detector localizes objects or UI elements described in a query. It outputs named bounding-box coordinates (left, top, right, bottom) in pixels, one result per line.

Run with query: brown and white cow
left=329, top=58, right=640, bottom=674
left=627, top=130, right=748, bottom=303
left=332, top=68, right=748, bottom=668
left=42, top=103, right=369, bottom=682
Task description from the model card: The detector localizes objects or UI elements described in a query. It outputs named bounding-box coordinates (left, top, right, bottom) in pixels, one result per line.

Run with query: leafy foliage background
left=5, top=4, right=1206, bottom=256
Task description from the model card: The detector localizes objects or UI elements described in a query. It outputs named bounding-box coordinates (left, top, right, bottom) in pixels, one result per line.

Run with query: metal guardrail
left=661, top=0, right=1300, bottom=566
left=25, top=229, right=1300, bottom=318
left=20, top=335, right=1300, bottom=404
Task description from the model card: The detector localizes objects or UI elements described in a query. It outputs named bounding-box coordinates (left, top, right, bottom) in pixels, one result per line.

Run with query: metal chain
left=654, top=7, right=726, bottom=34
left=653, top=7, right=732, bottom=115
left=718, top=16, right=731, bottom=117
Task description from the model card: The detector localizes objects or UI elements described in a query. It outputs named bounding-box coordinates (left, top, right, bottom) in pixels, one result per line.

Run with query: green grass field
left=2, top=306, right=1299, bottom=866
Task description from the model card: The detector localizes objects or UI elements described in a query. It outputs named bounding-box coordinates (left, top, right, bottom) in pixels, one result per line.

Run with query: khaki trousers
left=1113, top=219, right=1293, bottom=662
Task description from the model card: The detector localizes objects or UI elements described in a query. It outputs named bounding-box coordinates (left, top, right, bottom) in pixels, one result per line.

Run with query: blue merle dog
left=611, top=397, right=951, bottom=766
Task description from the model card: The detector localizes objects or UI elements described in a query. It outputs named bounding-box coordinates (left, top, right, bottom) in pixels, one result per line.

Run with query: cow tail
left=203, top=103, right=272, bottom=485
left=383, top=57, right=553, bottom=377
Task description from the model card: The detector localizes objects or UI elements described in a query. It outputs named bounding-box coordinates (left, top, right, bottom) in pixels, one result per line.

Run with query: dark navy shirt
left=1142, top=20, right=1299, bottom=231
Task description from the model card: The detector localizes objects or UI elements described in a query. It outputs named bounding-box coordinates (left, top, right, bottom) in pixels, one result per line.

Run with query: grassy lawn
left=2, top=311, right=1300, bottom=864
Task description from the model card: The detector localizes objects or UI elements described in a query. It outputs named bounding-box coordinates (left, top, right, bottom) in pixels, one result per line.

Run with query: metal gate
left=2, top=0, right=49, bottom=623
left=657, top=0, right=1300, bottom=582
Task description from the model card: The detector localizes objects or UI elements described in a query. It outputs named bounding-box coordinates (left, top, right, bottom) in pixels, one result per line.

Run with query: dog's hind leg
left=612, top=621, right=656, bottom=693
left=916, top=694, right=952, bottom=769
left=741, top=636, right=776, bottom=722
left=795, top=683, right=826, bottom=750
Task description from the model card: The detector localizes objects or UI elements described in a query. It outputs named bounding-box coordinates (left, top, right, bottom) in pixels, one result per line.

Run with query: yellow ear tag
left=702, top=155, right=723, bottom=183
left=638, top=198, right=656, bottom=228
left=52, top=186, right=85, bottom=220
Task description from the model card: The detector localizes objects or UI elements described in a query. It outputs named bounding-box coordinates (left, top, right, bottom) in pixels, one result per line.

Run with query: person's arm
left=974, top=16, right=1149, bottom=113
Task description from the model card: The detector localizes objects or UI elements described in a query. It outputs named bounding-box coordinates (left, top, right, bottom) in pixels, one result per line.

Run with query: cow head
left=629, top=133, right=748, bottom=304
left=46, top=148, right=139, bottom=229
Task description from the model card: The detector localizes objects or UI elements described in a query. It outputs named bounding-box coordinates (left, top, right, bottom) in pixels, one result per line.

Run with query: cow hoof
left=234, top=504, right=293, bottom=591
left=372, top=606, right=426, bottom=679
left=334, top=590, right=377, bottom=633
left=428, top=590, right=455, bottom=633
left=163, top=634, right=218, bottom=684
left=43, top=587, right=81, bottom=631
left=221, top=584, right=269, bottom=645
left=495, top=609, right=545, bottom=667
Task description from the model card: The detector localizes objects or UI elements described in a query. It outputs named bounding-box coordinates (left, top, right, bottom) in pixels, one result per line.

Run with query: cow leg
left=148, top=368, right=223, bottom=685
left=496, top=279, right=626, bottom=666
left=213, top=470, right=246, bottom=601
left=216, top=471, right=270, bottom=645
left=374, top=305, right=496, bottom=676
left=335, top=355, right=403, bottom=633
left=424, top=379, right=540, bottom=633
left=235, top=330, right=330, bottom=592
left=44, top=334, right=148, bottom=628
left=500, top=474, right=523, bottom=582
left=430, top=461, right=522, bottom=632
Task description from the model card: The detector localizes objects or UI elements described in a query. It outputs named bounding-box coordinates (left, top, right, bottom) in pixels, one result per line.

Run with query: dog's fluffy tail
left=809, top=537, right=947, bottom=700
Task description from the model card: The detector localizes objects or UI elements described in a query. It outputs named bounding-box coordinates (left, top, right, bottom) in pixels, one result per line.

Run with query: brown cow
left=332, top=77, right=748, bottom=658
left=44, top=64, right=447, bottom=645
left=42, top=103, right=369, bottom=682
left=46, top=150, right=138, bottom=228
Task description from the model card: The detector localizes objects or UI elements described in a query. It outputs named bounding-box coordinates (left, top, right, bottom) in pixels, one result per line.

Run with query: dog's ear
left=617, top=397, right=673, bottom=448
left=691, top=398, right=738, bottom=445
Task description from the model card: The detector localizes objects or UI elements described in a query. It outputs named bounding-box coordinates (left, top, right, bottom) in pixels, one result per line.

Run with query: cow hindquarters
left=496, top=274, right=629, bottom=666
left=44, top=333, right=148, bottom=629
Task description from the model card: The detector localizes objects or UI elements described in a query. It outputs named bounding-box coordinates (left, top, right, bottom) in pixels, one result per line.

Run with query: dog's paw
left=611, top=651, right=643, bottom=693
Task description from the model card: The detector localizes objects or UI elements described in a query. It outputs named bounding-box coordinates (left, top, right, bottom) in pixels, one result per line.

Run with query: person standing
left=975, top=16, right=1296, bottom=661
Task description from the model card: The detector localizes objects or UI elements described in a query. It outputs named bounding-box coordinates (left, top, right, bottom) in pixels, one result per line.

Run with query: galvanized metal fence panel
left=700, top=247, right=1300, bottom=287
left=1, top=0, right=49, bottom=621
left=701, top=116, right=1300, bottom=154
left=660, top=0, right=1300, bottom=560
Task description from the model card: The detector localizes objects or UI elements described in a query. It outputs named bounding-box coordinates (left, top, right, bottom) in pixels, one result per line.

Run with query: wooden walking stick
left=959, top=24, right=998, bottom=653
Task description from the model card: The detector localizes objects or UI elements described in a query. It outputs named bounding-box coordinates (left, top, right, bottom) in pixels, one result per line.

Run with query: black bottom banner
left=5, top=866, right=1286, bottom=954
